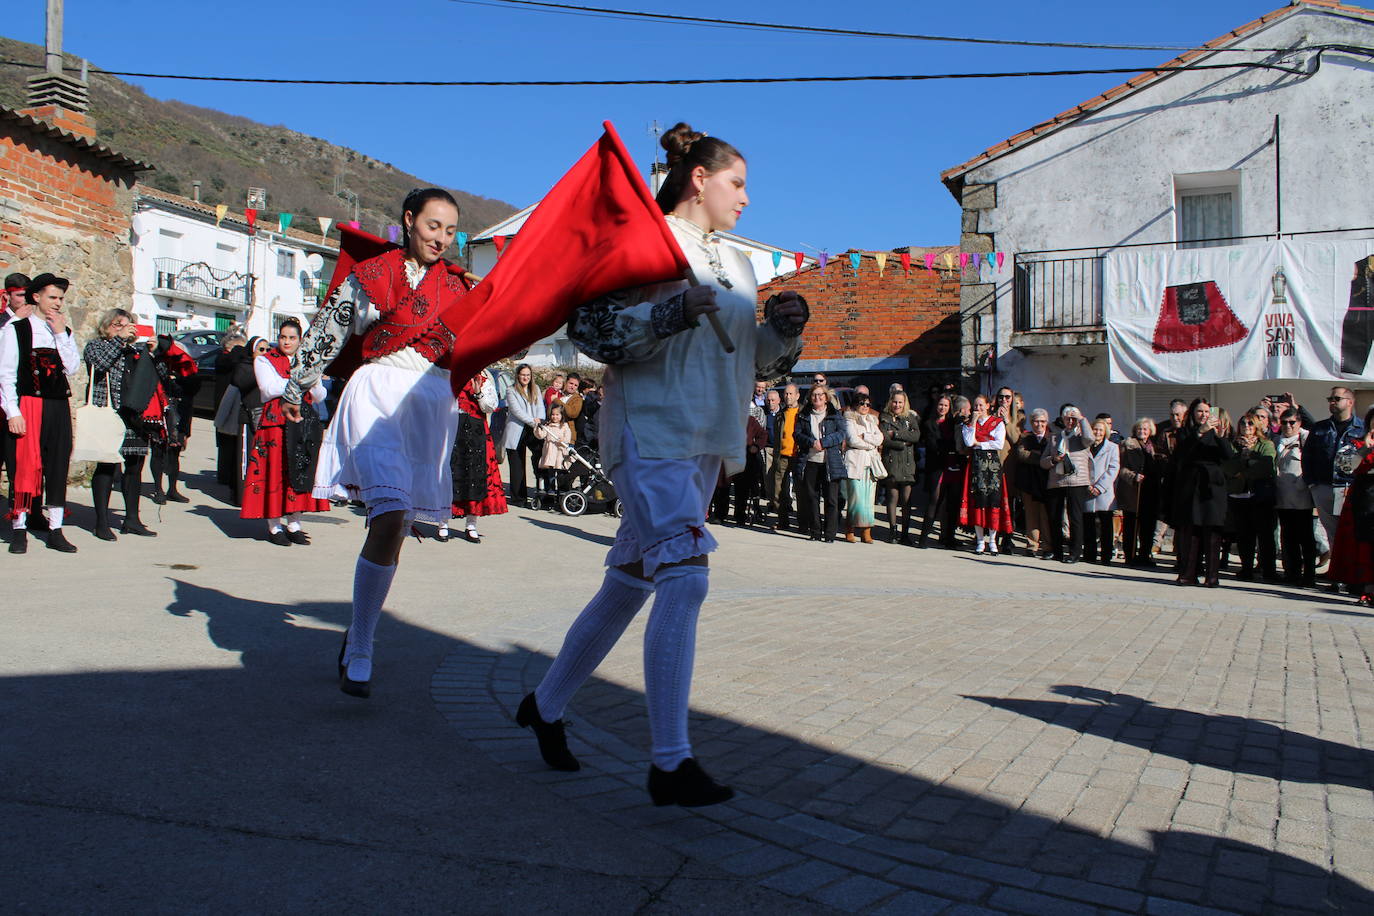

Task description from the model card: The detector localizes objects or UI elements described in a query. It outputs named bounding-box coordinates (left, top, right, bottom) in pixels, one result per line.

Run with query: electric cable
left=0, top=58, right=1314, bottom=86
left=449, top=0, right=1299, bottom=53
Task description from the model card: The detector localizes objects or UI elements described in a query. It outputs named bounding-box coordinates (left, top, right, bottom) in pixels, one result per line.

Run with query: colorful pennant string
left=793, top=252, right=804, bottom=271
left=387, top=225, right=400, bottom=244
left=456, top=231, right=469, bottom=255
left=900, top=253, right=911, bottom=274
left=771, top=251, right=782, bottom=269
left=214, top=204, right=228, bottom=227
left=848, top=252, right=861, bottom=273
left=244, top=208, right=257, bottom=231
left=318, top=216, right=333, bottom=237
left=279, top=213, right=293, bottom=234
left=818, top=251, right=829, bottom=273
left=874, top=252, right=887, bottom=277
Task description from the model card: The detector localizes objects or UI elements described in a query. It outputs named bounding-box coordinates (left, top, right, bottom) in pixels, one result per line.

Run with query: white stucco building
left=466, top=167, right=814, bottom=368
left=130, top=186, right=337, bottom=340
left=942, top=0, right=1374, bottom=421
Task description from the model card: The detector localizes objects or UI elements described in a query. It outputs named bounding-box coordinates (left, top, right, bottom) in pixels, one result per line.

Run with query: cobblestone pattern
left=433, top=579, right=1374, bottom=915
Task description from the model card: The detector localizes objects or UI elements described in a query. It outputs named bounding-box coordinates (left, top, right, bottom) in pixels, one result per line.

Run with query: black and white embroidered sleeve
left=285, top=277, right=367, bottom=405
left=82, top=338, right=128, bottom=408
left=567, top=288, right=689, bottom=365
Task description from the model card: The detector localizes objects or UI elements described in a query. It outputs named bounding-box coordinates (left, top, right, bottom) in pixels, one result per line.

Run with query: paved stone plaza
left=3, top=422, right=1371, bottom=913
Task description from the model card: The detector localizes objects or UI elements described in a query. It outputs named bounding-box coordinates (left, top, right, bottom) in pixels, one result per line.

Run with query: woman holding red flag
left=516, top=123, right=807, bottom=807
left=283, top=188, right=474, bottom=698
left=240, top=318, right=331, bottom=545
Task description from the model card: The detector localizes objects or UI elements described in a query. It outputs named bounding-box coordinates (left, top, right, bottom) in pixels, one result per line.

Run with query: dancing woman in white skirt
left=283, top=188, right=473, bottom=698
left=516, top=123, right=808, bottom=806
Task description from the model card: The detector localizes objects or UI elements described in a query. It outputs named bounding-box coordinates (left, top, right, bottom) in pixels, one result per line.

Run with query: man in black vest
left=0, top=273, right=81, bottom=553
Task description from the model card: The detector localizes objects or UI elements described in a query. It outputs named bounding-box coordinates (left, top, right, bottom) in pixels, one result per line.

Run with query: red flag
left=492, top=235, right=507, bottom=253
left=793, top=252, right=804, bottom=271
left=900, top=253, right=911, bottom=275
left=245, top=208, right=257, bottom=231
left=439, top=121, right=690, bottom=391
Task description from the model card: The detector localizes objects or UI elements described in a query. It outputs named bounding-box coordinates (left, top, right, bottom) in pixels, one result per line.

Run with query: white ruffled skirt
left=312, top=362, right=461, bottom=524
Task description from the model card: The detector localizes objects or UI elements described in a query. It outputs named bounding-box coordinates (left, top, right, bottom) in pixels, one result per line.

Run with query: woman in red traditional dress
left=440, top=368, right=507, bottom=543
left=240, top=318, right=330, bottom=545
left=959, top=392, right=1013, bottom=554
left=1328, top=412, right=1374, bottom=605
left=283, top=188, right=476, bottom=698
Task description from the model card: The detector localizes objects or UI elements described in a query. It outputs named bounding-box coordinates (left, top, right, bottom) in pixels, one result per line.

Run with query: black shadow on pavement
left=1, top=580, right=1367, bottom=914
left=963, top=686, right=1372, bottom=791
left=522, top=517, right=616, bottom=547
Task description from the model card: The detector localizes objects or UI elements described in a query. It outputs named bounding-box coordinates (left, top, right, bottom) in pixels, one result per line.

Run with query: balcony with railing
left=153, top=258, right=253, bottom=309
left=300, top=277, right=329, bottom=309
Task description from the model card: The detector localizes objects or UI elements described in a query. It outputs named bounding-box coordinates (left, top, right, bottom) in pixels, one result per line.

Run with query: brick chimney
left=17, top=1, right=95, bottom=140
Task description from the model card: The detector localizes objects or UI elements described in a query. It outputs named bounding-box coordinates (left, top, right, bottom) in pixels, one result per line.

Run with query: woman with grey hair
left=1014, top=408, right=1052, bottom=558
left=82, top=309, right=194, bottom=539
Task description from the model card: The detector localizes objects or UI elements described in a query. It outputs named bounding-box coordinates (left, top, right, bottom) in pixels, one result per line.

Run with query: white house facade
left=942, top=0, right=1374, bottom=421
left=130, top=187, right=337, bottom=340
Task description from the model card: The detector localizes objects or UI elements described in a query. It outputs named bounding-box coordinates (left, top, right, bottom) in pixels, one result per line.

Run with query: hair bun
left=661, top=122, right=705, bottom=167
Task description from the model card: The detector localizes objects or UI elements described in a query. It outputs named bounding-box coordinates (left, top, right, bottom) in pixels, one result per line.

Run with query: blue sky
left=5, top=0, right=1292, bottom=252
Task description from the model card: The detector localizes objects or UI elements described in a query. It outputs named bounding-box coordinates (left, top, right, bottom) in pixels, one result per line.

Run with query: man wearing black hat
left=0, top=273, right=81, bottom=553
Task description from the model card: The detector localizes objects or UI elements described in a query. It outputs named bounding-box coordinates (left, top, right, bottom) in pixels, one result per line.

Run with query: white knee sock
left=345, top=556, right=397, bottom=682
left=464, top=514, right=478, bottom=533
left=268, top=517, right=284, bottom=534
left=47, top=507, right=63, bottom=530
left=644, top=565, right=709, bottom=771
left=974, top=524, right=985, bottom=544
left=286, top=513, right=302, bottom=532
left=13, top=511, right=26, bottom=531
left=534, top=568, right=654, bottom=721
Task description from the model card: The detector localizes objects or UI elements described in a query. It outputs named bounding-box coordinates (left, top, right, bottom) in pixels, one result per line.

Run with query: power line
left=0, top=57, right=1311, bottom=86
left=450, top=0, right=1294, bottom=53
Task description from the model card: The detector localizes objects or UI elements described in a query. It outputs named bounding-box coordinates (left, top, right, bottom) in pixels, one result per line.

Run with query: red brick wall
left=758, top=260, right=961, bottom=367
left=0, top=118, right=138, bottom=342
left=0, top=130, right=130, bottom=258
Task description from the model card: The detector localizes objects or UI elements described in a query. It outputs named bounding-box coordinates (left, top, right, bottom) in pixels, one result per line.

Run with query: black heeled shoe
left=647, top=758, right=734, bottom=807
left=515, top=693, right=580, bottom=771
left=165, top=490, right=190, bottom=503
left=337, top=630, right=371, bottom=698
left=120, top=522, right=158, bottom=537
left=93, top=526, right=117, bottom=542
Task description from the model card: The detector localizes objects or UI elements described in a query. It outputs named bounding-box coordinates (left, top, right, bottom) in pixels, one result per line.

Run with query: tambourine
left=764, top=292, right=810, bottom=338
left=1334, top=442, right=1363, bottom=477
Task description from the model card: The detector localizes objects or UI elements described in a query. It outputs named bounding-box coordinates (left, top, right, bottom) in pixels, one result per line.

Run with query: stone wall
left=0, top=118, right=138, bottom=344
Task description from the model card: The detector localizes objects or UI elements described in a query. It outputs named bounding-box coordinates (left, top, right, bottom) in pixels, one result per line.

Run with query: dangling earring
left=694, top=189, right=704, bottom=204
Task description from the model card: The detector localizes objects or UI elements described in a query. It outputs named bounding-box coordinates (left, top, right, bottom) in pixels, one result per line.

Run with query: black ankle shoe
left=151, top=491, right=167, bottom=506
left=8, top=530, right=27, bottom=554
left=647, top=758, right=734, bottom=808
left=268, top=529, right=291, bottom=547
left=94, top=526, right=117, bottom=542
left=165, top=490, right=190, bottom=503
left=120, top=522, right=158, bottom=537
left=515, top=693, right=580, bottom=771
left=46, top=529, right=78, bottom=553
left=337, top=633, right=371, bottom=698
left=287, top=529, right=310, bottom=545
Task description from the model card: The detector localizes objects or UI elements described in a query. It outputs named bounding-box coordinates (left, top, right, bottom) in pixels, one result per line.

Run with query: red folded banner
left=439, top=121, right=690, bottom=391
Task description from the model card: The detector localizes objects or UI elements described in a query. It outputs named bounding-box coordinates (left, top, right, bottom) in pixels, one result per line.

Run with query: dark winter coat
left=1118, top=437, right=1166, bottom=515
left=793, top=409, right=848, bottom=481
left=879, top=410, right=921, bottom=485
left=1169, top=427, right=1236, bottom=528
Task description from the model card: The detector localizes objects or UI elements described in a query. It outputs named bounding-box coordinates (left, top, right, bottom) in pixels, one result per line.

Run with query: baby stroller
left=550, top=440, right=622, bottom=517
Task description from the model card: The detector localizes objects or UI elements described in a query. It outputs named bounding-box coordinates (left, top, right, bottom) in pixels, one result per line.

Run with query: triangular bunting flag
left=348, top=220, right=360, bottom=229
left=942, top=253, right=955, bottom=270
left=848, top=252, right=861, bottom=273
left=819, top=251, right=829, bottom=274
left=456, top=231, right=469, bottom=255
left=900, top=252, right=911, bottom=275
left=318, top=216, right=333, bottom=237
left=875, top=252, right=887, bottom=277
left=771, top=251, right=782, bottom=270
left=985, top=252, right=996, bottom=271
left=493, top=235, right=507, bottom=253
left=214, top=204, right=228, bottom=227
left=279, top=213, right=293, bottom=233
left=959, top=252, right=970, bottom=270
left=996, top=252, right=1005, bottom=270
left=387, top=225, right=400, bottom=244
left=794, top=252, right=804, bottom=271
left=244, top=208, right=257, bottom=231
left=924, top=253, right=936, bottom=271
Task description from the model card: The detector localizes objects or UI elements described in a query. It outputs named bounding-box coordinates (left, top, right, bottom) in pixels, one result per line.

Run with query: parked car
left=174, top=328, right=229, bottom=361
